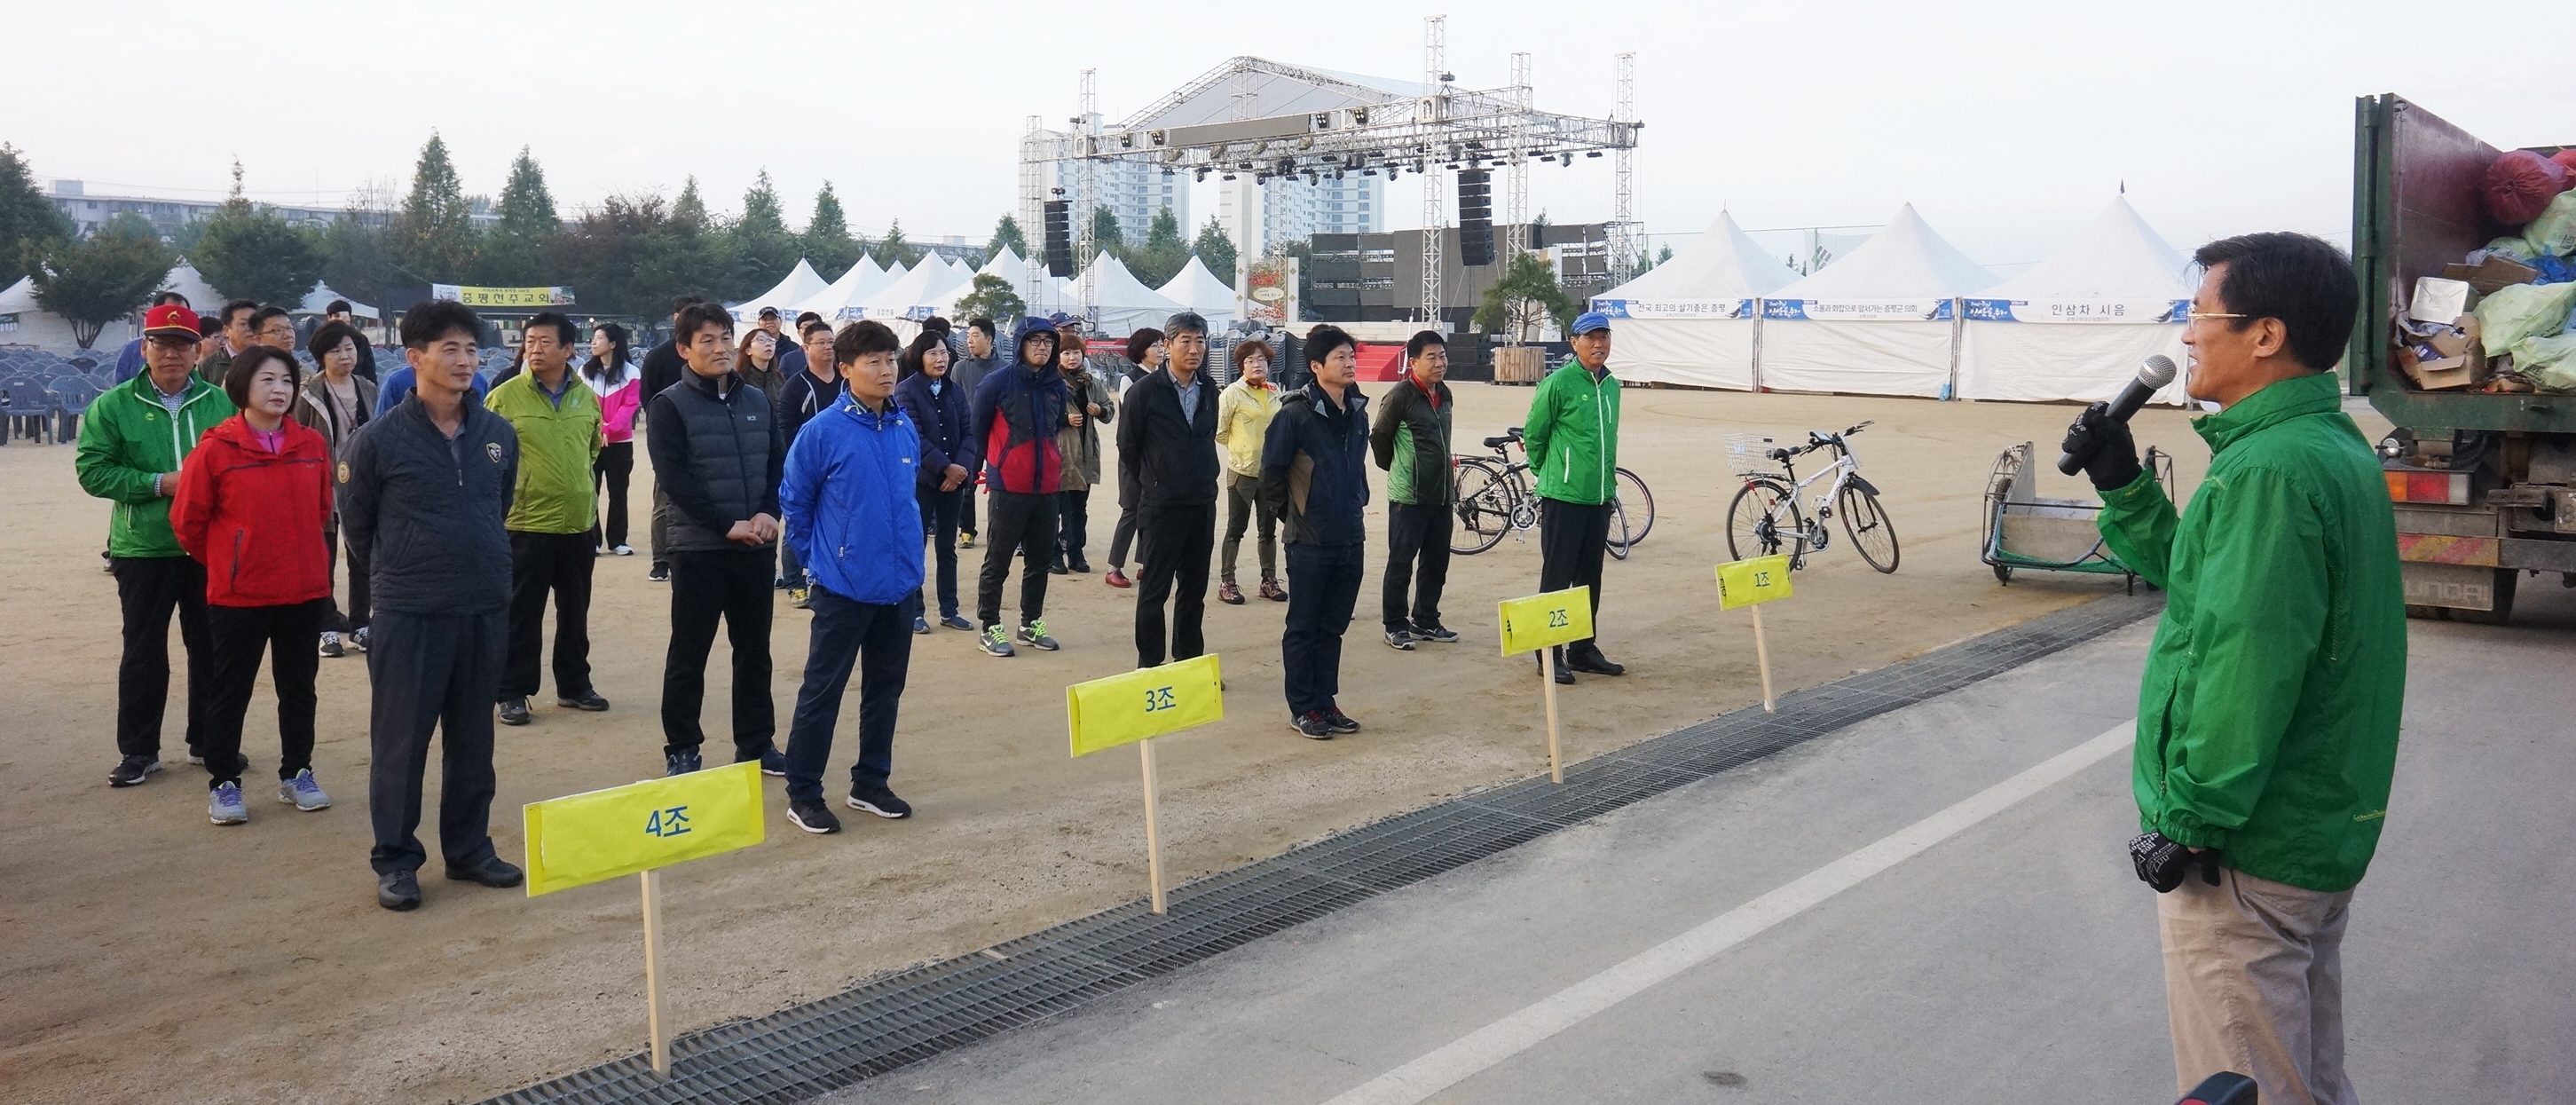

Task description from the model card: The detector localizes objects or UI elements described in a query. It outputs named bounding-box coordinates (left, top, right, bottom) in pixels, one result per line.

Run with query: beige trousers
left=2157, top=865, right=2357, bottom=1105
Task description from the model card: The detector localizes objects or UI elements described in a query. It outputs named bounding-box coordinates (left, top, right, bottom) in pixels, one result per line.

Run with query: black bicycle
left=1450, top=426, right=1656, bottom=559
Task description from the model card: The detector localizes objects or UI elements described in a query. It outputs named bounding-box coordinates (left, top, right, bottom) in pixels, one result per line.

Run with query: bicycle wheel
left=1839, top=484, right=1901, bottom=573
left=1450, top=458, right=1513, bottom=555
left=1608, top=468, right=1655, bottom=547
left=1725, top=479, right=1801, bottom=562
left=1605, top=497, right=1633, bottom=561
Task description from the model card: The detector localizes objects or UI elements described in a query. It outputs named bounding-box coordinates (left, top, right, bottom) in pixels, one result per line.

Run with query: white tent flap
left=1957, top=197, right=2194, bottom=404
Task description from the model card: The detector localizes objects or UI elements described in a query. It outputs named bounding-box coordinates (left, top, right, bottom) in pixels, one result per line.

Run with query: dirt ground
left=0, top=382, right=2380, bottom=1103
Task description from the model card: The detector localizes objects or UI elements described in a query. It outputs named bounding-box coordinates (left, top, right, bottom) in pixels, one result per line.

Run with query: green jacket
left=1523, top=360, right=1621, bottom=505
left=76, top=372, right=239, bottom=557
left=2097, top=371, right=2406, bottom=893
left=485, top=369, right=603, bottom=534
left=1370, top=375, right=1456, bottom=505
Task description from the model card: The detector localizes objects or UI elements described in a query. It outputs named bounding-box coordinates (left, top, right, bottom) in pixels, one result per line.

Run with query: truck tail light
left=2385, top=470, right=2469, bottom=505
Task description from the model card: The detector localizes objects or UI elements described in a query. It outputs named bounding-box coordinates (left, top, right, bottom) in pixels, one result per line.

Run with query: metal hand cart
left=1981, top=441, right=2173, bottom=593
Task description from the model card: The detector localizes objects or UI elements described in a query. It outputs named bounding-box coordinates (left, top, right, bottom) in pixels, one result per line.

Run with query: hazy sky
left=13, top=0, right=2571, bottom=272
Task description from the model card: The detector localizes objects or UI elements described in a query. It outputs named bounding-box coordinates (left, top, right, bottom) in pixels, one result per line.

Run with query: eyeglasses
left=146, top=335, right=196, bottom=350
left=2186, top=312, right=2249, bottom=322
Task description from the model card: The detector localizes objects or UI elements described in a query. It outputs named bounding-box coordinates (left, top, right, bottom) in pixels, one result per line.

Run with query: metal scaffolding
left=1503, top=51, right=1532, bottom=272
left=1077, top=68, right=1100, bottom=316
left=1421, top=15, right=1447, bottom=325
left=1608, top=51, right=1639, bottom=287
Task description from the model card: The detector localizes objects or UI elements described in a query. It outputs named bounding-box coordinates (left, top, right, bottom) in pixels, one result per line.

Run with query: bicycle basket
left=1725, top=433, right=1784, bottom=478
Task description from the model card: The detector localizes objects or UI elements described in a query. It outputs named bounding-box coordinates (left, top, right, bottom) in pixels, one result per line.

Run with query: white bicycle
left=1721, top=421, right=1899, bottom=573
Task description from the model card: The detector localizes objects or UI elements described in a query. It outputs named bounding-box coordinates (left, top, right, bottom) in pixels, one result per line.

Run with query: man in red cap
left=77, top=304, right=239, bottom=787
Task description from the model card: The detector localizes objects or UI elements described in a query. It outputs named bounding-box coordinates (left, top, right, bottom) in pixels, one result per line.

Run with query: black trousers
left=1282, top=542, right=1365, bottom=715
left=111, top=555, right=213, bottom=760
left=662, top=548, right=776, bottom=758
left=202, top=598, right=327, bottom=787
left=1134, top=503, right=1216, bottom=668
left=1382, top=501, right=1453, bottom=633
left=783, top=587, right=913, bottom=803
left=912, top=483, right=964, bottom=620
left=1538, top=498, right=1611, bottom=653
left=593, top=440, right=633, bottom=549
left=976, top=491, right=1057, bottom=627
left=959, top=482, right=981, bottom=537
left=366, top=609, right=504, bottom=875
left=1054, top=488, right=1091, bottom=570
left=1106, top=466, right=1140, bottom=569
left=502, top=530, right=595, bottom=701
left=324, top=524, right=371, bottom=634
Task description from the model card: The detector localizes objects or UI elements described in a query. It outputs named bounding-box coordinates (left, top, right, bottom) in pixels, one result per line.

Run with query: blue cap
left=1572, top=312, right=1611, bottom=335
left=1013, top=316, right=1060, bottom=342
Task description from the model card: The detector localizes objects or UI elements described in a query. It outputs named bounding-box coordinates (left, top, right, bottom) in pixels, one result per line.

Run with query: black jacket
left=1116, top=367, right=1222, bottom=510
left=338, top=391, right=519, bottom=615
left=776, top=367, right=846, bottom=448
left=647, top=371, right=784, bottom=554
left=640, top=338, right=684, bottom=413
left=1261, top=381, right=1371, bottom=547
left=894, top=370, right=976, bottom=492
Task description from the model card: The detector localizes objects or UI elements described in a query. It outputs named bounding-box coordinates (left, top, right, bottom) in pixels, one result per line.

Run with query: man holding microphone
left=2062, top=232, right=2402, bottom=1105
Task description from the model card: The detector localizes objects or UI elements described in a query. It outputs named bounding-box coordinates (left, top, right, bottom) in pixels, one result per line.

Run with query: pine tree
left=479, top=146, right=559, bottom=286
left=0, top=143, right=74, bottom=288
left=1191, top=217, right=1239, bottom=283
left=1088, top=205, right=1124, bottom=254
left=874, top=219, right=919, bottom=267
left=1123, top=205, right=1188, bottom=288
left=393, top=133, right=478, bottom=283
left=802, top=181, right=863, bottom=278
left=673, top=177, right=709, bottom=231
left=730, top=170, right=800, bottom=296
left=987, top=214, right=1028, bottom=259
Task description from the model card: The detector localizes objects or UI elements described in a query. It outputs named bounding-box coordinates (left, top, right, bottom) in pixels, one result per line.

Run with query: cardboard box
left=2399, top=345, right=2482, bottom=390
left=2442, top=254, right=2540, bottom=294
left=2407, top=276, right=2471, bottom=323
left=2427, top=313, right=2481, bottom=359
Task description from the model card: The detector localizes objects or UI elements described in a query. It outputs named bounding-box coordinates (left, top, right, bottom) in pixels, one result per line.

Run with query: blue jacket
left=894, top=370, right=977, bottom=492
left=1260, top=380, right=1372, bottom=548
left=782, top=394, right=927, bottom=605
left=375, top=365, right=491, bottom=415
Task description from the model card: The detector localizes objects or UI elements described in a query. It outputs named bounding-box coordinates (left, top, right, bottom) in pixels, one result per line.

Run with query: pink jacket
left=591, top=360, right=642, bottom=444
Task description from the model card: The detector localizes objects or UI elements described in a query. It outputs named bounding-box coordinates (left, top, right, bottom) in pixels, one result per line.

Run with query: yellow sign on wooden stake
left=1067, top=654, right=1225, bottom=915
left=1496, top=586, right=1593, bottom=657
left=1715, top=555, right=1794, bottom=610
left=524, top=760, right=766, bottom=896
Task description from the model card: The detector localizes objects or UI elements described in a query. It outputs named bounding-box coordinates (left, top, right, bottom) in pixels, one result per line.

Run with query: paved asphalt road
left=820, top=586, right=2576, bottom=1105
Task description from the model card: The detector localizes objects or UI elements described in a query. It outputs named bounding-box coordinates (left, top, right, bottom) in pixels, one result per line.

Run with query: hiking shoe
left=1383, top=629, right=1414, bottom=651
left=278, top=768, right=331, bottom=811
left=319, top=631, right=343, bottom=658
left=666, top=749, right=702, bottom=777
left=557, top=691, right=611, bottom=712
left=1104, top=567, right=1132, bottom=588
left=1258, top=578, right=1288, bottom=602
left=788, top=799, right=842, bottom=834
left=788, top=586, right=812, bottom=609
left=208, top=781, right=248, bottom=825
left=774, top=576, right=792, bottom=590
left=497, top=698, right=532, bottom=726
left=445, top=856, right=524, bottom=888
left=378, top=870, right=421, bottom=912
left=1541, top=649, right=1576, bottom=685
left=1218, top=580, right=1245, bottom=604
left=913, top=615, right=932, bottom=634
left=957, top=532, right=977, bottom=549
left=1323, top=708, right=1362, bottom=734
left=846, top=786, right=913, bottom=819
left=610, top=544, right=634, bottom=556
left=940, top=614, right=976, bottom=632
left=1067, top=559, right=1093, bottom=574
left=981, top=624, right=1017, bottom=657
left=1048, top=561, right=1069, bottom=575
left=648, top=563, right=670, bottom=583
left=1409, top=623, right=1460, bottom=644
left=1567, top=650, right=1627, bottom=676
left=348, top=627, right=369, bottom=652
left=751, top=748, right=788, bottom=777
left=1016, top=620, right=1060, bottom=651
left=108, top=754, right=161, bottom=788
left=1290, top=711, right=1335, bottom=739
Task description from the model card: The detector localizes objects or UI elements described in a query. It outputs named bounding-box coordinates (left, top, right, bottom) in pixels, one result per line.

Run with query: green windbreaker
left=1522, top=360, right=1620, bottom=505
left=485, top=369, right=603, bottom=534
left=76, top=372, right=239, bottom=557
left=2096, top=370, right=2406, bottom=893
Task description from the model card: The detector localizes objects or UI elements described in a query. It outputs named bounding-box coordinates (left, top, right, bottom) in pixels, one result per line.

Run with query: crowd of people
left=75, top=287, right=1634, bottom=909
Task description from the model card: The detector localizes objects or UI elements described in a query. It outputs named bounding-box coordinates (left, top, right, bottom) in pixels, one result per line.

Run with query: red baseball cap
left=144, top=303, right=201, bottom=339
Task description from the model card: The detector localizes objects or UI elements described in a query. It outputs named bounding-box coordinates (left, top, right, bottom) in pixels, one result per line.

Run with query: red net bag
left=2485, top=150, right=2571, bottom=225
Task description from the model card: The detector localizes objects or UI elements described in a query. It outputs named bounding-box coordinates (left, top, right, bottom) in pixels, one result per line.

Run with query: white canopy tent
left=1957, top=197, right=2192, bottom=405
left=930, top=247, right=1077, bottom=321
left=295, top=281, right=379, bottom=319
left=1070, top=253, right=1186, bottom=337
left=860, top=259, right=972, bottom=322
left=729, top=259, right=827, bottom=324
left=1155, top=256, right=1241, bottom=329
left=791, top=257, right=895, bottom=322
left=161, top=263, right=223, bottom=312
left=1758, top=203, right=1995, bottom=398
left=0, top=276, right=91, bottom=351
left=1591, top=212, right=1795, bottom=391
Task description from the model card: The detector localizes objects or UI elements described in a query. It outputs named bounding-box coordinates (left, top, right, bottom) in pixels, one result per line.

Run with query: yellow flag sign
left=523, top=761, right=765, bottom=896
left=1497, top=586, right=1593, bottom=656
left=1716, top=555, right=1794, bottom=611
left=1068, top=653, right=1225, bottom=757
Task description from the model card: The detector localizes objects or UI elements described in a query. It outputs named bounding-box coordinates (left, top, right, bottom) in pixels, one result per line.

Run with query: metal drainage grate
left=483, top=591, right=2162, bottom=1105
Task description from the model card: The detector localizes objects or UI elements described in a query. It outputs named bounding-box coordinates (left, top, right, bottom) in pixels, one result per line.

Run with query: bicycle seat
left=1484, top=435, right=1516, bottom=449
left=1767, top=447, right=1793, bottom=462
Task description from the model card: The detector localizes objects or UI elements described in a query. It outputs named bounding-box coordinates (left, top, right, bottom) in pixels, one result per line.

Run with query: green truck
left=2350, top=93, right=2576, bottom=624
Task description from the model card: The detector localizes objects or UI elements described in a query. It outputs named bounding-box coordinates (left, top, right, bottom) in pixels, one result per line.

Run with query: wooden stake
left=1750, top=604, right=1776, bottom=714
left=640, top=869, right=672, bottom=1077
left=1139, top=736, right=1166, bottom=915
left=1540, top=649, right=1564, bottom=784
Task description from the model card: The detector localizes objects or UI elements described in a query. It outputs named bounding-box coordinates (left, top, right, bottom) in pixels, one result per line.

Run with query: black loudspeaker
left=1042, top=201, right=1074, bottom=278
left=1455, top=170, right=1494, bottom=266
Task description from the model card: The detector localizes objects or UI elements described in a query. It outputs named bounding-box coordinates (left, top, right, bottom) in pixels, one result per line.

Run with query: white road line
left=1320, top=722, right=2136, bottom=1105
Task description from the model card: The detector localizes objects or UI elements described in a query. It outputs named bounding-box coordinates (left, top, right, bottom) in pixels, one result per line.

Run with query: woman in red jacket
left=172, top=346, right=337, bottom=825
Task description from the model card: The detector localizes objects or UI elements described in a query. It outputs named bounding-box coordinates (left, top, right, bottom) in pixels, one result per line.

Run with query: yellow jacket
left=1214, top=378, right=1281, bottom=479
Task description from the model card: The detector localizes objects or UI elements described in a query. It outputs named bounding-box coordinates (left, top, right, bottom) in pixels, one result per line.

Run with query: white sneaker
left=277, top=768, right=332, bottom=811
left=611, top=544, right=634, bottom=556
left=319, top=631, right=343, bottom=658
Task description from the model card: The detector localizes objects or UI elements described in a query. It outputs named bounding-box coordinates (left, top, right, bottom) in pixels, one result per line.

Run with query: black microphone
left=2058, top=354, right=2178, bottom=476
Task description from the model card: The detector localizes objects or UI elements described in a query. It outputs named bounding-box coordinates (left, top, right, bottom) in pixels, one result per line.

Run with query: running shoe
left=610, top=544, right=634, bottom=556
left=787, top=799, right=842, bottom=834
left=753, top=748, right=788, bottom=777
left=278, top=768, right=331, bottom=811
left=665, top=749, right=702, bottom=777
left=349, top=627, right=369, bottom=652
left=1409, top=623, right=1461, bottom=644
left=108, top=754, right=161, bottom=788
left=788, top=586, right=812, bottom=609
left=1217, top=580, right=1245, bottom=605
left=940, top=614, right=976, bottom=632
left=1016, top=620, right=1060, bottom=651
left=319, top=631, right=343, bottom=658
left=208, top=781, right=248, bottom=825
left=1383, top=629, right=1414, bottom=651
left=558, top=691, right=611, bottom=712
left=497, top=698, right=532, bottom=726
left=1323, top=708, right=1362, bottom=734
left=1258, top=578, right=1288, bottom=602
left=846, top=786, right=913, bottom=819
left=1103, top=567, right=1132, bottom=588
left=912, top=615, right=932, bottom=634
left=1289, top=711, right=1335, bottom=739
left=981, top=625, right=1016, bottom=657
left=957, top=532, right=977, bottom=549
left=648, top=564, right=670, bottom=583
left=378, top=871, right=421, bottom=912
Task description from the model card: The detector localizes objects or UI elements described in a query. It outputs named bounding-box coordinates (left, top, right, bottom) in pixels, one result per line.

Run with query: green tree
left=672, top=176, right=709, bottom=231
left=1087, top=205, right=1124, bottom=255
left=987, top=213, right=1027, bottom=259
left=1190, top=217, right=1238, bottom=283
left=873, top=219, right=920, bottom=267
left=393, top=133, right=478, bottom=283
left=1120, top=205, right=1188, bottom=288
left=0, top=144, right=74, bottom=289
left=554, top=192, right=670, bottom=320
left=32, top=213, right=176, bottom=348
left=1472, top=249, right=1577, bottom=342
left=193, top=161, right=326, bottom=305
left=729, top=170, right=801, bottom=296
left=801, top=181, right=863, bottom=279
left=477, top=146, right=559, bottom=286
left=950, top=273, right=1027, bottom=324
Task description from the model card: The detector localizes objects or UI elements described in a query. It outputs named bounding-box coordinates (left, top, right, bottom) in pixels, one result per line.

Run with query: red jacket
left=171, top=414, right=334, bottom=607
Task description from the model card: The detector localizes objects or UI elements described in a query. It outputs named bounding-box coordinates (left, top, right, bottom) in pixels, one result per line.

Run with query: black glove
left=2060, top=402, right=2142, bottom=491
left=2129, top=832, right=2219, bottom=893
